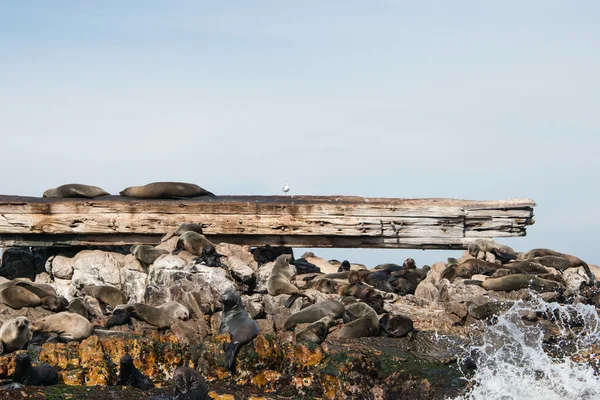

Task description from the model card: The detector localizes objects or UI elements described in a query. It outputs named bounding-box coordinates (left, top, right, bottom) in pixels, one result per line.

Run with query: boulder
left=0, top=248, right=37, bottom=280
left=414, top=281, right=440, bottom=303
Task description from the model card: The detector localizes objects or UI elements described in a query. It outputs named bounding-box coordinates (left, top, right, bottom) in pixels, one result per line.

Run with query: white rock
left=414, top=281, right=440, bottom=303
left=50, top=255, right=75, bottom=279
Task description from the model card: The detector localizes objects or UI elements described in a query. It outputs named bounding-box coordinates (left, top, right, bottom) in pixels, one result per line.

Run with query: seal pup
left=338, top=303, right=379, bottom=339
left=119, top=182, right=215, bottom=199
left=156, top=301, right=190, bottom=321
left=67, top=298, right=89, bottom=319
left=111, top=303, right=171, bottom=329
left=30, top=312, right=93, bottom=341
left=81, top=285, right=127, bottom=308
left=104, top=308, right=132, bottom=330
left=465, top=274, right=564, bottom=293
left=219, top=289, right=259, bottom=371
left=172, top=365, right=210, bottom=400
left=295, top=316, right=337, bottom=344
left=283, top=300, right=345, bottom=331
left=0, top=317, right=30, bottom=354
left=173, top=231, right=214, bottom=256
left=337, top=260, right=351, bottom=272
left=130, top=245, right=168, bottom=266
left=193, top=244, right=225, bottom=268
left=116, top=353, right=154, bottom=390
left=12, top=353, right=59, bottom=386
left=42, top=184, right=109, bottom=198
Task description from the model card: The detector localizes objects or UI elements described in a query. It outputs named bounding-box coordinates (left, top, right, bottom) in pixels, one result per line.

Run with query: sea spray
left=454, top=297, right=600, bottom=400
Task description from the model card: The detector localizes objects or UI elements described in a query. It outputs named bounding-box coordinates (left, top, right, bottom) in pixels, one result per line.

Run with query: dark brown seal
left=219, top=289, right=259, bottom=371
left=43, top=183, right=110, bottom=198
left=119, top=182, right=215, bottom=199
left=12, top=353, right=59, bottom=386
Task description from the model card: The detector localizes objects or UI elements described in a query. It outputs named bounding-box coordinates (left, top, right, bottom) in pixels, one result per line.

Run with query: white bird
left=282, top=183, right=290, bottom=195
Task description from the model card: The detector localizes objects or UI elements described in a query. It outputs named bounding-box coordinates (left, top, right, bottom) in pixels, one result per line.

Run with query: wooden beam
left=0, top=195, right=535, bottom=248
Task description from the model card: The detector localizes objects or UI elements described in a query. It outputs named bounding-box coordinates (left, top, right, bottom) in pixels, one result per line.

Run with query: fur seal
left=42, top=184, right=109, bottom=198
left=172, top=365, right=210, bottom=400
left=174, top=223, right=204, bottom=236
left=0, top=317, right=30, bottom=354
left=468, top=239, right=517, bottom=262
left=337, top=260, right=351, bottom=272
left=130, top=245, right=168, bottom=265
left=339, top=281, right=385, bottom=314
left=338, top=303, right=379, bottom=339
left=219, top=289, right=259, bottom=371
left=112, top=303, right=171, bottom=329
left=14, top=281, right=67, bottom=312
left=295, top=316, right=337, bottom=344
left=12, top=353, right=59, bottom=386
left=378, top=314, right=414, bottom=338
left=81, top=285, right=127, bottom=308
left=119, top=182, right=215, bottom=199
left=283, top=300, right=345, bottom=331
left=173, top=231, right=214, bottom=256
left=0, top=285, right=42, bottom=309
left=304, top=278, right=339, bottom=294
left=465, top=274, right=564, bottom=293
left=251, top=245, right=294, bottom=265
left=193, top=244, right=225, bottom=268
left=267, top=254, right=299, bottom=296
left=30, top=312, right=93, bottom=341
left=67, top=298, right=89, bottom=319
left=519, top=248, right=595, bottom=282
left=289, top=258, right=321, bottom=274
left=116, top=353, right=154, bottom=390
left=529, top=256, right=572, bottom=271
left=104, top=308, right=132, bottom=329
left=156, top=301, right=190, bottom=321
left=390, top=262, right=429, bottom=295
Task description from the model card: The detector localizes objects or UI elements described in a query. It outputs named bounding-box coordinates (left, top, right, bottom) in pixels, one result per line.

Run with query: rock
left=120, top=267, right=147, bottom=303
left=50, top=255, right=75, bottom=279
left=148, top=255, right=236, bottom=314
left=422, top=262, right=447, bottom=286
left=443, top=302, right=468, bottom=319
left=170, top=318, right=210, bottom=346
left=243, top=294, right=265, bottom=319
left=563, top=268, right=588, bottom=294
left=155, top=236, right=179, bottom=253
left=0, top=248, right=37, bottom=280
left=414, top=281, right=440, bottom=303
left=263, top=294, right=306, bottom=331
left=222, top=255, right=256, bottom=287
left=217, top=243, right=257, bottom=271
left=439, top=279, right=486, bottom=304
left=457, top=251, right=475, bottom=264
left=52, top=277, right=73, bottom=301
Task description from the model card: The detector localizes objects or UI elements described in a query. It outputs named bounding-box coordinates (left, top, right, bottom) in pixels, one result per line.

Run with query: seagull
left=282, top=183, right=290, bottom=195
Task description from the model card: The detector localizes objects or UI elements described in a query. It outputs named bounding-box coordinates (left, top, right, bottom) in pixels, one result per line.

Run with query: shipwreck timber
left=0, top=195, right=535, bottom=248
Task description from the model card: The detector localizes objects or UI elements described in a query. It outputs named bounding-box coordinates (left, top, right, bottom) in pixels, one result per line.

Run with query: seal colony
left=0, top=220, right=598, bottom=397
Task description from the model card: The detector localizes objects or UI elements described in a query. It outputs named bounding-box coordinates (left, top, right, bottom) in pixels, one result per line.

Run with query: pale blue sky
left=1, top=2, right=598, bottom=267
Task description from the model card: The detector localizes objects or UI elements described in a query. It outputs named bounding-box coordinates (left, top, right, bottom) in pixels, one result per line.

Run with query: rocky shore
left=1, top=230, right=599, bottom=399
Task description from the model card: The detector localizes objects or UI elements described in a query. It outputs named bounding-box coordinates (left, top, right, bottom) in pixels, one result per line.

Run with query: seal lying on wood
left=42, top=184, right=110, bottom=198
left=119, top=182, right=215, bottom=199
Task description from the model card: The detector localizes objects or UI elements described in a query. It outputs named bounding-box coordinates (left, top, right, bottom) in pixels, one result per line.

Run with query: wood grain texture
left=0, top=195, right=535, bottom=248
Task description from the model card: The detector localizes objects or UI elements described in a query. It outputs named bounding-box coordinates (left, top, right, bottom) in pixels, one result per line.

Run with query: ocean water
left=454, top=298, right=600, bottom=400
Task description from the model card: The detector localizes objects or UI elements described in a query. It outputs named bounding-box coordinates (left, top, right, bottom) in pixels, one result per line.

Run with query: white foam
left=453, top=297, right=600, bottom=400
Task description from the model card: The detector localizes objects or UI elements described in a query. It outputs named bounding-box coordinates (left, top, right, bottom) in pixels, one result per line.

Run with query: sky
left=1, top=1, right=598, bottom=268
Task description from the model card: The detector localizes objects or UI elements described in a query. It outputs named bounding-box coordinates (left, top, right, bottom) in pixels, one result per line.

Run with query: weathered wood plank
left=0, top=195, right=536, bottom=249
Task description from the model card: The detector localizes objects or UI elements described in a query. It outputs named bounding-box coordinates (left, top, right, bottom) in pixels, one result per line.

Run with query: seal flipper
left=284, top=293, right=312, bottom=308
left=225, top=341, right=242, bottom=371
left=582, top=262, right=596, bottom=285
left=463, top=280, right=484, bottom=287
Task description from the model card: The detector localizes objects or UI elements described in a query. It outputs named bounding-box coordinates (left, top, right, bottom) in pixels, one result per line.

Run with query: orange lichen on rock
left=60, top=368, right=84, bottom=386
left=79, top=336, right=110, bottom=386
left=39, top=342, right=80, bottom=370
left=251, top=370, right=282, bottom=390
